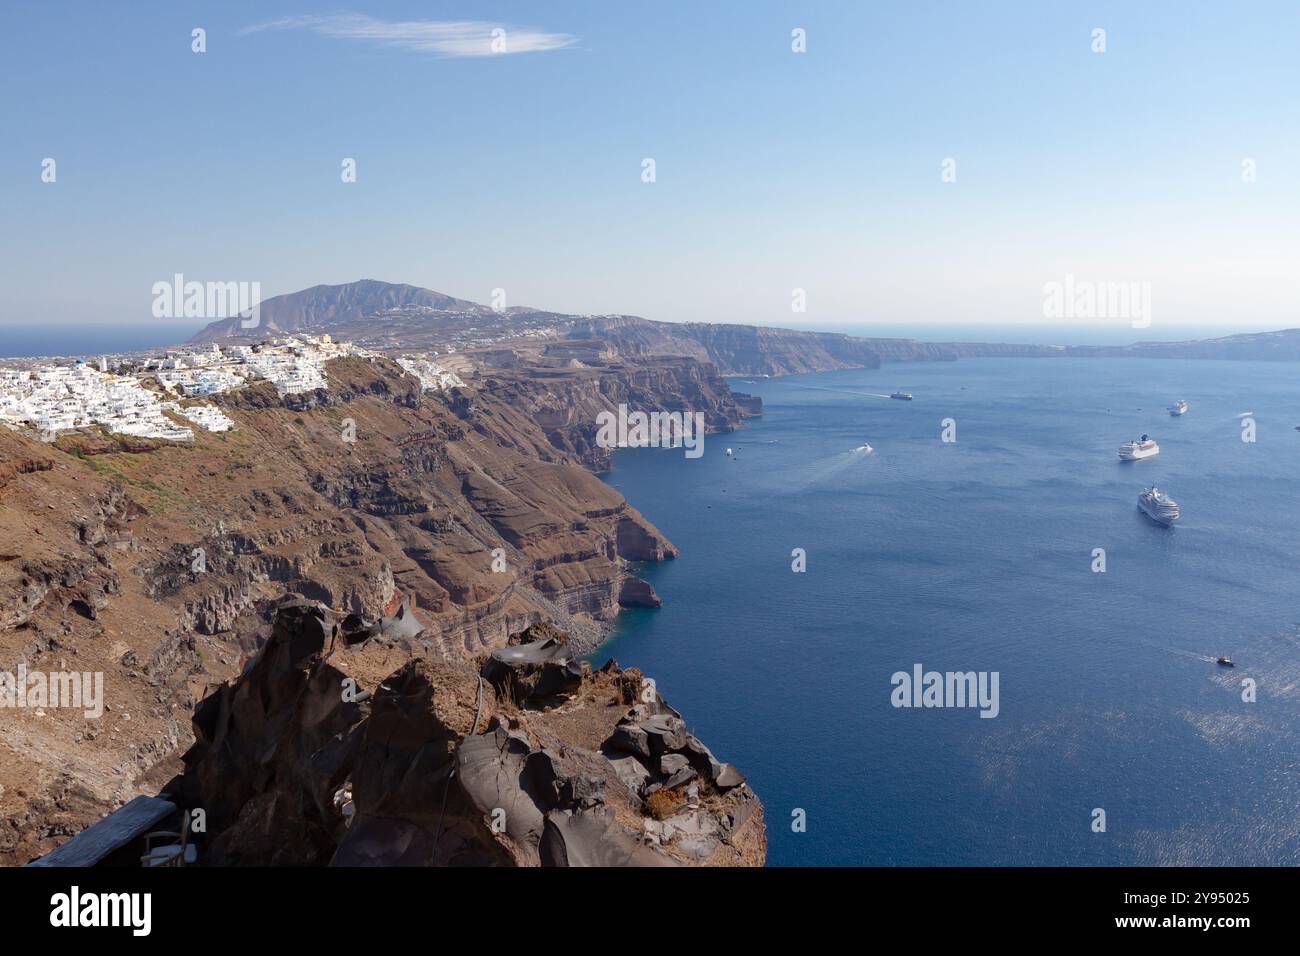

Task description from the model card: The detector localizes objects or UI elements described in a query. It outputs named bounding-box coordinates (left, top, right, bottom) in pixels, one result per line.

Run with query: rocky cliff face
left=175, top=605, right=764, bottom=866
left=0, top=352, right=762, bottom=865
left=571, top=316, right=888, bottom=376
left=480, top=355, right=760, bottom=471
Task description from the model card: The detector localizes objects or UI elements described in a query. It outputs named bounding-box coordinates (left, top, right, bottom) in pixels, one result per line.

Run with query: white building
left=0, top=334, right=379, bottom=441
left=397, top=356, right=465, bottom=392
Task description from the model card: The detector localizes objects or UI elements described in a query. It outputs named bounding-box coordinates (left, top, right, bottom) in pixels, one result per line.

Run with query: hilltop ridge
left=190, top=280, right=1300, bottom=374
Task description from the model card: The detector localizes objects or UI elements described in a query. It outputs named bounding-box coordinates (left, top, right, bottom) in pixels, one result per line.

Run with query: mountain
left=187, top=279, right=966, bottom=374
left=189, top=280, right=487, bottom=341
left=190, top=279, right=1300, bottom=371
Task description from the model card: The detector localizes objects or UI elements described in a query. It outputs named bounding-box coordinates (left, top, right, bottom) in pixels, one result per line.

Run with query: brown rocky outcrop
left=479, top=355, right=759, bottom=472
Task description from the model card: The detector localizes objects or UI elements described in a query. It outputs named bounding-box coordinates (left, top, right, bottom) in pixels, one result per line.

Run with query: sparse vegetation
left=645, top=786, right=685, bottom=821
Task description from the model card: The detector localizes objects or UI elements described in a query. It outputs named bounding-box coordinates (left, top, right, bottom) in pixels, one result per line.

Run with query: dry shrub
left=644, top=786, right=684, bottom=821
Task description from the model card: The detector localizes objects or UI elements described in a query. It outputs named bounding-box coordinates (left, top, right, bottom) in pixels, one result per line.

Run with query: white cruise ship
left=1118, top=435, right=1159, bottom=460
left=1138, top=485, right=1180, bottom=526
left=1168, top=399, right=1189, bottom=416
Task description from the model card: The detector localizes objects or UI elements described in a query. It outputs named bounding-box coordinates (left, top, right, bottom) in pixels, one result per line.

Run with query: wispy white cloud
left=241, top=13, right=576, bottom=57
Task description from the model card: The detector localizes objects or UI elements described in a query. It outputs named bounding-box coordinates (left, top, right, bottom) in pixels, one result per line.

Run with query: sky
left=2, top=1, right=1297, bottom=335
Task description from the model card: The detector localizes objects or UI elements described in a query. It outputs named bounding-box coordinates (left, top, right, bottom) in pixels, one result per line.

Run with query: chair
left=140, top=810, right=197, bottom=867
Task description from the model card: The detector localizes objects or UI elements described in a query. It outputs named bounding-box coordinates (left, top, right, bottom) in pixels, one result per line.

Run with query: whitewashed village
left=0, top=334, right=464, bottom=442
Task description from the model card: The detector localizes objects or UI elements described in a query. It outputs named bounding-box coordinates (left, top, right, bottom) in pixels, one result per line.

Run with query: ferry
left=1168, top=399, right=1189, bottom=416
left=1118, top=435, right=1159, bottom=461
left=890, top=391, right=913, bottom=401
left=1138, top=485, right=1180, bottom=526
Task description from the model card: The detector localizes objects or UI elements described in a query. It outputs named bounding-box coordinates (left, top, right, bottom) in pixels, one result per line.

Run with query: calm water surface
left=594, top=358, right=1300, bottom=866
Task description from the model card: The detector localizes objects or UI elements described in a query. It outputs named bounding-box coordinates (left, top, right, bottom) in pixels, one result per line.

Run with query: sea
left=593, top=357, right=1300, bottom=866
left=0, top=323, right=205, bottom=359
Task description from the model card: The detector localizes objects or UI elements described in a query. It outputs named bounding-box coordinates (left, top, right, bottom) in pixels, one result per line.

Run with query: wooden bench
left=26, top=795, right=176, bottom=867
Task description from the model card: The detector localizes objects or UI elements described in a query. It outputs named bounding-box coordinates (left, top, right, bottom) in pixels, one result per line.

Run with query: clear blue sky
left=2, top=1, right=1297, bottom=333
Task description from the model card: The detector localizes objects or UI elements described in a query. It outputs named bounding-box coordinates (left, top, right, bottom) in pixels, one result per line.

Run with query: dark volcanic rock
left=173, top=605, right=764, bottom=866
left=180, top=601, right=368, bottom=865
left=481, top=626, right=583, bottom=704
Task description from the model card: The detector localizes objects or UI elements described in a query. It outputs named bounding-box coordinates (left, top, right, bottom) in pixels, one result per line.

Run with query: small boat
left=1216, top=656, right=1234, bottom=667
left=726, top=448, right=733, bottom=456
left=1168, top=399, right=1189, bottom=416
left=890, top=391, right=913, bottom=401
left=856, top=443, right=874, bottom=453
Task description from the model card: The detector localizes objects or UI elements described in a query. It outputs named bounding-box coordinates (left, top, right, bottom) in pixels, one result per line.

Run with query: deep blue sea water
left=0, top=323, right=204, bottom=358
left=593, top=357, right=1300, bottom=866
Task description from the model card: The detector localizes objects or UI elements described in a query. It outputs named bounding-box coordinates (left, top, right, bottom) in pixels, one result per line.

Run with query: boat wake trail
left=781, top=383, right=893, bottom=400
left=1127, top=638, right=1217, bottom=663
left=796, top=446, right=876, bottom=489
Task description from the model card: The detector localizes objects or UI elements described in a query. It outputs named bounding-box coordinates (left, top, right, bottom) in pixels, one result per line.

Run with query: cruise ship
left=1118, top=435, right=1159, bottom=460
left=1168, top=399, right=1189, bottom=416
left=1138, top=485, right=1180, bottom=526
left=890, top=391, right=913, bottom=401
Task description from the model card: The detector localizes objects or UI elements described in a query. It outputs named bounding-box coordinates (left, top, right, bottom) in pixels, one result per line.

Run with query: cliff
left=174, top=605, right=764, bottom=866
left=569, top=316, right=889, bottom=376
left=477, top=355, right=759, bottom=470
left=0, top=353, right=763, bottom=865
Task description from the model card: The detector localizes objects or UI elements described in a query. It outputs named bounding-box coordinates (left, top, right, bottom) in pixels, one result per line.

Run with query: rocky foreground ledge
left=170, top=602, right=765, bottom=866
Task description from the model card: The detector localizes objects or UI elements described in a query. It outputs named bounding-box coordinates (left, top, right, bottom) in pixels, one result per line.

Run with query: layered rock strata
left=0, top=352, right=759, bottom=864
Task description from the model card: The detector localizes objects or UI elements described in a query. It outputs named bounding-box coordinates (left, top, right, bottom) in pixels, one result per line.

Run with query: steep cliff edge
left=476, top=355, right=760, bottom=470
left=570, top=317, right=888, bottom=376
left=0, top=353, right=759, bottom=865
left=174, top=604, right=764, bottom=866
